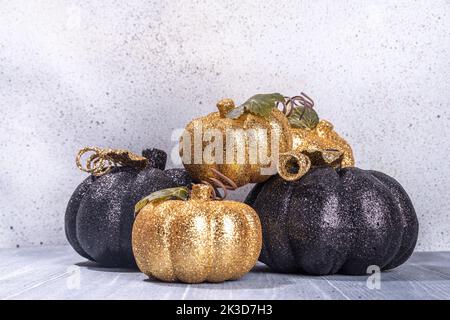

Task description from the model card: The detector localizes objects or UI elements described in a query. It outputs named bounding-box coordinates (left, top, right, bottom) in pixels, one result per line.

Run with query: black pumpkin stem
left=76, top=147, right=149, bottom=176
left=142, top=148, right=167, bottom=170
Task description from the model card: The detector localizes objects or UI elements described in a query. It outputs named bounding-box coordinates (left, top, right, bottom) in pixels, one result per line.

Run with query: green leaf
left=288, top=106, right=320, bottom=129
left=226, top=93, right=285, bottom=119
left=134, top=186, right=189, bottom=215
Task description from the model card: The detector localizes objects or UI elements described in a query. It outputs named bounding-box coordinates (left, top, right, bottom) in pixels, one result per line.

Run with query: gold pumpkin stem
left=190, top=184, right=214, bottom=201
left=217, top=99, right=236, bottom=118
left=277, top=150, right=311, bottom=181
left=76, top=147, right=149, bottom=176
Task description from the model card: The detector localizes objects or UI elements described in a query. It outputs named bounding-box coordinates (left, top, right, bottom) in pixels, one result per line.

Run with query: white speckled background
left=0, top=0, right=449, bottom=250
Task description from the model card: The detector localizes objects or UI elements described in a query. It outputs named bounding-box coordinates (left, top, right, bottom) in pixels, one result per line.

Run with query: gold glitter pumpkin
left=291, top=119, right=355, bottom=168
left=132, top=184, right=262, bottom=283
left=180, top=98, right=293, bottom=187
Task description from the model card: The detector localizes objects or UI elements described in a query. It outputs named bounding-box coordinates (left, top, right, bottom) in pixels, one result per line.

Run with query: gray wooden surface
left=1, top=245, right=449, bottom=300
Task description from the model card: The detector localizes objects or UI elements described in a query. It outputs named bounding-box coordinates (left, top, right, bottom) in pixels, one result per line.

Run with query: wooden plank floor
left=1, top=246, right=449, bottom=300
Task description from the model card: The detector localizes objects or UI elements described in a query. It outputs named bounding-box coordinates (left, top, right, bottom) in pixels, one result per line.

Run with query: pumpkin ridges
left=244, top=179, right=272, bottom=265
left=368, top=171, right=419, bottom=270
left=258, top=180, right=288, bottom=270
left=334, top=167, right=366, bottom=275
left=66, top=148, right=192, bottom=268
left=334, top=167, right=359, bottom=272
left=132, top=191, right=262, bottom=283
left=132, top=206, right=154, bottom=278
left=338, top=169, right=404, bottom=274
left=181, top=108, right=292, bottom=187
left=366, top=171, right=405, bottom=270
left=205, top=205, right=219, bottom=282
left=77, top=168, right=138, bottom=267
left=158, top=201, right=180, bottom=282
left=133, top=202, right=175, bottom=281
left=238, top=202, right=263, bottom=277
left=363, top=171, right=405, bottom=270
left=204, top=201, right=261, bottom=282
left=246, top=167, right=418, bottom=275
left=287, top=168, right=350, bottom=275
left=209, top=112, right=252, bottom=186
left=65, top=175, right=96, bottom=261
left=206, top=203, right=236, bottom=282
left=278, top=181, right=299, bottom=273
left=117, top=169, right=152, bottom=267
left=125, top=168, right=188, bottom=270
left=231, top=203, right=259, bottom=281
left=258, top=179, right=298, bottom=272
left=168, top=202, right=212, bottom=283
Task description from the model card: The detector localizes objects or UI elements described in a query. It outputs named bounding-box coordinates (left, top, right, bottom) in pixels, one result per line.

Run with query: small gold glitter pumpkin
left=180, top=97, right=293, bottom=187
left=132, top=184, right=262, bottom=283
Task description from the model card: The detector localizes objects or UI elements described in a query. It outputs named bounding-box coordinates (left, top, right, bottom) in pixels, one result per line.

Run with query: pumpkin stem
left=282, top=92, right=315, bottom=120
left=191, top=184, right=214, bottom=200
left=277, top=150, right=311, bottom=181
left=76, top=147, right=149, bottom=176
left=283, top=92, right=319, bottom=129
left=200, top=168, right=238, bottom=200
left=142, top=148, right=167, bottom=170
left=217, top=99, right=236, bottom=118
left=303, top=149, right=344, bottom=167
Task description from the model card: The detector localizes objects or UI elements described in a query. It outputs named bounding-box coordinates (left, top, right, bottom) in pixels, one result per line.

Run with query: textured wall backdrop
left=0, top=0, right=449, bottom=250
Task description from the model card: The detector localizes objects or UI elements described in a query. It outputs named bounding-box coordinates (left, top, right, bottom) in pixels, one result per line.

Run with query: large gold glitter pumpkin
left=132, top=184, right=262, bottom=283
left=180, top=98, right=293, bottom=187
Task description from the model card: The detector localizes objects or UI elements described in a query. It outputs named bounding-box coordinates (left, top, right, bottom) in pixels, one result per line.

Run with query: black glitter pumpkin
left=65, top=148, right=192, bottom=268
left=245, top=166, right=418, bottom=275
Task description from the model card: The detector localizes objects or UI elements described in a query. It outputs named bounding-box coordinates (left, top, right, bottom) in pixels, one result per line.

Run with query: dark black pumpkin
left=245, top=167, right=418, bottom=275
left=65, top=148, right=192, bottom=268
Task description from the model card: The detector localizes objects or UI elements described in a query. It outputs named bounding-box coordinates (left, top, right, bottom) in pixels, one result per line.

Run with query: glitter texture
left=292, top=119, right=355, bottom=168
left=180, top=99, right=293, bottom=187
left=132, top=184, right=262, bottom=283
left=76, top=147, right=149, bottom=176
left=65, top=148, right=192, bottom=268
left=245, top=167, right=418, bottom=275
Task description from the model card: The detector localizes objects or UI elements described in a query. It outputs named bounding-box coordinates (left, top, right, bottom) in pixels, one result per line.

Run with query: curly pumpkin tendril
left=200, top=168, right=238, bottom=200
left=279, top=92, right=315, bottom=118
left=76, top=147, right=149, bottom=176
